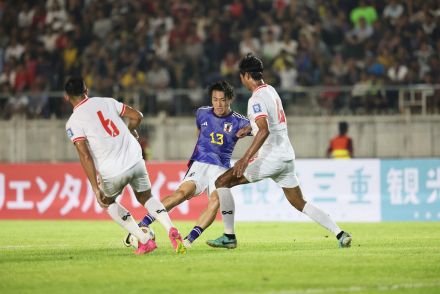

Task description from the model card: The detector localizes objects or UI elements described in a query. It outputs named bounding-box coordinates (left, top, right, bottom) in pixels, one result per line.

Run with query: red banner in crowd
left=0, top=162, right=211, bottom=220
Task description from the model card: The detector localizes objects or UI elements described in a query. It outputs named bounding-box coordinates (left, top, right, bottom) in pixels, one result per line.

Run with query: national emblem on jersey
left=66, top=128, right=74, bottom=139
left=223, top=122, right=233, bottom=133
left=252, top=103, right=262, bottom=113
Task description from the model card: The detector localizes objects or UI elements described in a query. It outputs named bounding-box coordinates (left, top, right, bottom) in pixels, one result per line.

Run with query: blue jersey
left=189, top=106, right=250, bottom=169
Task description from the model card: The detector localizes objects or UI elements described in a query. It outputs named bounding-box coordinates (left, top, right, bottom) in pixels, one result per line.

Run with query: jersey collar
left=253, top=84, right=267, bottom=93
left=73, top=98, right=89, bottom=111
left=211, top=108, right=233, bottom=118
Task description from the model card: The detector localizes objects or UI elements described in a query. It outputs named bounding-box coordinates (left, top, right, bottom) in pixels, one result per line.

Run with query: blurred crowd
left=0, top=0, right=439, bottom=118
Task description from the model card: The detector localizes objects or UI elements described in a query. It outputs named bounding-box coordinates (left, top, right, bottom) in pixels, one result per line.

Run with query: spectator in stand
left=28, top=77, right=48, bottom=118
left=344, top=17, right=373, bottom=60
left=4, top=36, right=24, bottom=61
left=17, top=2, right=35, bottom=28
left=383, top=0, right=405, bottom=25
left=330, top=53, right=348, bottom=84
left=4, top=88, right=29, bottom=118
left=239, top=29, right=260, bottom=57
left=319, top=76, right=340, bottom=114
left=350, top=72, right=370, bottom=113
left=350, top=0, right=378, bottom=27
left=0, top=0, right=438, bottom=118
left=220, top=51, right=239, bottom=78
left=146, top=60, right=170, bottom=90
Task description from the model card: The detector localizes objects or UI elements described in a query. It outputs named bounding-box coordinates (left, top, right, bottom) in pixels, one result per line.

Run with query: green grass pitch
left=0, top=221, right=439, bottom=294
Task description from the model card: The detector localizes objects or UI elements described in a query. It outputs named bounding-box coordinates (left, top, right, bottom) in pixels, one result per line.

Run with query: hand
left=233, top=157, right=249, bottom=178
left=94, top=187, right=110, bottom=208
left=236, top=125, right=252, bottom=138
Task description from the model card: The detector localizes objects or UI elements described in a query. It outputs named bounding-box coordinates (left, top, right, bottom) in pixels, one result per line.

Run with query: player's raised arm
left=121, top=105, right=143, bottom=139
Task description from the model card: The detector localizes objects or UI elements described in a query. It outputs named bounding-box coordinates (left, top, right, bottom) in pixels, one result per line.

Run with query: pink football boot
left=134, top=239, right=157, bottom=255
left=168, top=227, right=186, bottom=254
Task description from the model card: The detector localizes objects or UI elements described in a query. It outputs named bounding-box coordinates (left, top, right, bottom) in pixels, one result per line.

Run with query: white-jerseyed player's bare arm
left=74, top=140, right=109, bottom=208
left=122, top=105, right=143, bottom=139
left=233, top=117, right=269, bottom=178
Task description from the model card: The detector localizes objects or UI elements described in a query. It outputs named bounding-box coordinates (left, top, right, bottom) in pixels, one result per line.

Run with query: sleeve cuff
left=120, top=104, right=126, bottom=116
left=254, top=114, right=268, bottom=121
left=72, top=136, right=86, bottom=143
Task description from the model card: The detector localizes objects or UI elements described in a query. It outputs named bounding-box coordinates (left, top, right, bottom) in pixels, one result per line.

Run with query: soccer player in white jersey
left=208, top=54, right=352, bottom=248
left=64, top=77, right=186, bottom=255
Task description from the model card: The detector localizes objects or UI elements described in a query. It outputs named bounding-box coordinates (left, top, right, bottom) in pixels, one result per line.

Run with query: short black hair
left=208, top=80, right=234, bottom=100
left=65, top=76, right=86, bottom=96
left=339, top=121, right=349, bottom=135
left=239, top=53, right=264, bottom=80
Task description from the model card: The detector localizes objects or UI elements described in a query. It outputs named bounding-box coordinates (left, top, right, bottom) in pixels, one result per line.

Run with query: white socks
left=217, top=188, right=235, bottom=234
left=107, top=202, right=149, bottom=244
left=302, top=202, right=342, bottom=236
left=144, top=197, right=173, bottom=232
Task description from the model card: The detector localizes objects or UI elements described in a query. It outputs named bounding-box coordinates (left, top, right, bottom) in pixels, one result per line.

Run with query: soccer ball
left=124, top=226, right=155, bottom=249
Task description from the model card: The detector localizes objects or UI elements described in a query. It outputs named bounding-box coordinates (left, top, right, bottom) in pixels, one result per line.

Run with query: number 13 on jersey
left=210, top=132, right=224, bottom=145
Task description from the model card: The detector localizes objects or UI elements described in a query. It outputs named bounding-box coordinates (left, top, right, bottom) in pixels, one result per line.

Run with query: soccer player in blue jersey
left=124, top=80, right=251, bottom=248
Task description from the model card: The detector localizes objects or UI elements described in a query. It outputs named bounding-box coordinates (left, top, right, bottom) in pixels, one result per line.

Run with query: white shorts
left=243, top=158, right=299, bottom=188
left=100, top=160, right=151, bottom=198
left=182, top=161, right=228, bottom=196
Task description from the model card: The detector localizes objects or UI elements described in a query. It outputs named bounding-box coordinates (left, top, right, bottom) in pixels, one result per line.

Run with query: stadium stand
left=0, top=0, right=439, bottom=118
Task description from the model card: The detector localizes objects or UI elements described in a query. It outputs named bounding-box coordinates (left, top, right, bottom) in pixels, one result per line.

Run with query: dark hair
left=208, top=80, right=234, bottom=100
left=239, top=53, right=264, bottom=80
left=65, top=76, right=86, bottom=96
left=339, top=121, right=349, bottom=135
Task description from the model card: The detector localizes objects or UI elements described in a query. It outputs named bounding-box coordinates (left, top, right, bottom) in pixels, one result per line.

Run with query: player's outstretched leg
left=283, top=186, right=353, bottom=248
left=135, top=189, right=186, bottom=254
left=107, top=202, right=157, bottom=255
left=182, top=190, right=221, bottom=248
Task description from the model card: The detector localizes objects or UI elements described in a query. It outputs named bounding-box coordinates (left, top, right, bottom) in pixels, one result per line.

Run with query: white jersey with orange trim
left=247, top=84, right=295, bottom=161
left=65, top=97, right=142, bottom=179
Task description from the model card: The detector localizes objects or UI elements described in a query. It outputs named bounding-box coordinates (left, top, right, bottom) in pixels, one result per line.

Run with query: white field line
left=264, top=281, right=440, bottom=294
